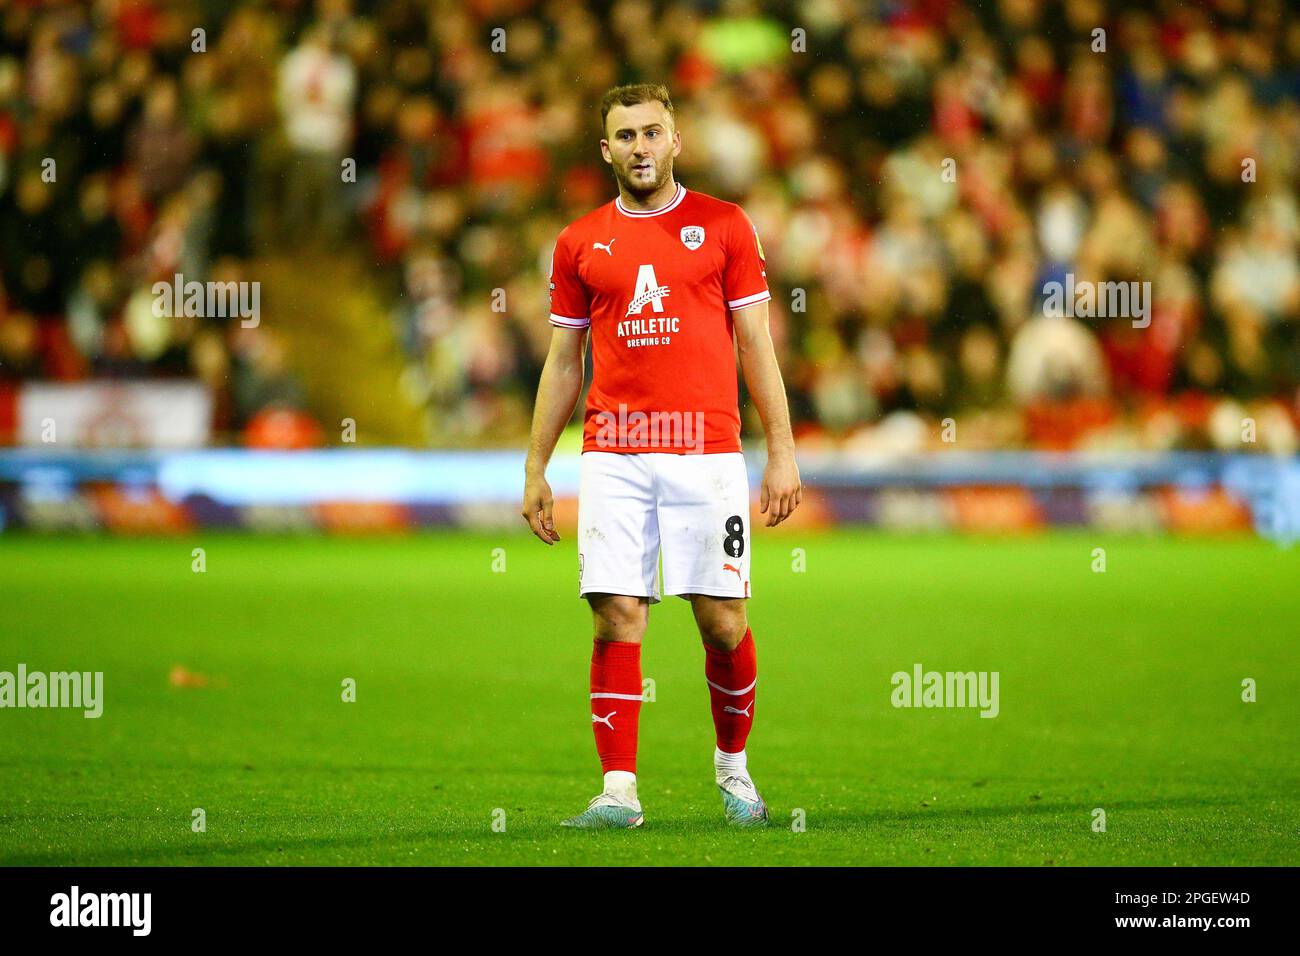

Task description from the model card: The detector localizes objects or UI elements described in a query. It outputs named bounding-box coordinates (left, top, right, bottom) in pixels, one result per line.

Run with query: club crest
left=680, top=225, right=705, bottom=250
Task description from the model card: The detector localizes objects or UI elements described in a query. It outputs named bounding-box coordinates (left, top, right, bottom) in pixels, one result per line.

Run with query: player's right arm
left=522, top=325, right=587, bottom=545
left=523, top=227, right=591, bottom=545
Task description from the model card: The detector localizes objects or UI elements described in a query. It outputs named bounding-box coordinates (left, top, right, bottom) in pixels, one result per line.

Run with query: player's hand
left=759, top=450, right=802, bottom=527
left=521, top=472, right=561, bottom=544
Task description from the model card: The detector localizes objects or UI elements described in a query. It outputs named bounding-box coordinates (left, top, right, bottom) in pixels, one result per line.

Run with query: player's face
left=601, top=101, right=681, bottom=197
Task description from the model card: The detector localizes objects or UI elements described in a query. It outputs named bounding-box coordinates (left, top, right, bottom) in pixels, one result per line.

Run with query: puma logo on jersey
left=593, top=238, right=616, bottom=256
left=722, top=563, right=743, bottom=584
left=592, top=711, right=616, bottom=729
left=723, top=702, right=752, bottom=717
left=626, top=263, right=671, bottom=316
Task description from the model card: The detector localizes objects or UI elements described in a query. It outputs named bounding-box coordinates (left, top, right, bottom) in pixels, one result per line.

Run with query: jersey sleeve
left=722, top=206, right=771, bottom=311
left=547, top=227, right=590, bottom=329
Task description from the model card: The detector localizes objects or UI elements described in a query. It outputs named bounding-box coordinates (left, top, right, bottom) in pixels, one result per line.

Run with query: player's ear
left=671, top=129, right=681, bottom=157
left=599, top=139, right=612, bottom=164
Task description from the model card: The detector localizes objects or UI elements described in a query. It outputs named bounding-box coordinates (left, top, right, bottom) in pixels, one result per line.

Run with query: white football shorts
left=577, top=451, right=751, bottom=603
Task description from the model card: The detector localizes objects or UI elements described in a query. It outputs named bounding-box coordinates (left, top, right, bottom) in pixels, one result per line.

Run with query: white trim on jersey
left=549, top=312, right=590, bottom=328
left=615, top=183, right=686, bottom=218
left=590, top=692, right=646, bottom=701
left=726, top=289, right=772, bottom=311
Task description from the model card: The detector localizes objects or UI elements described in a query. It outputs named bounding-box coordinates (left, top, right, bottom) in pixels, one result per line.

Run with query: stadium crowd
left=0, top=0, right=1298, bottom=452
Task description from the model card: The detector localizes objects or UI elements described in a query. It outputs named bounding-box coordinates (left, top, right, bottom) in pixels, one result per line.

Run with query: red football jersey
left=548, top=183, right=771, bottom=454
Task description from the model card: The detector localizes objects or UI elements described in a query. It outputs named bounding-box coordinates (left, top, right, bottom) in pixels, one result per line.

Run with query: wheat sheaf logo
left=626, top=263, right=671, bottom=316
left=626, top=284, right=671, bottom=316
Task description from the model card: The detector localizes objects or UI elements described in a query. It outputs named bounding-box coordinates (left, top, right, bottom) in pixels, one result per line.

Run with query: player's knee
left=589, top=594, right=647, bottom=643
left=696, top=605, right=748, bottom=651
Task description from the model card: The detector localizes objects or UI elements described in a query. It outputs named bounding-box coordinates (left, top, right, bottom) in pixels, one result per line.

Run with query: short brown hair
left=599, top=83, right=675, bottom=135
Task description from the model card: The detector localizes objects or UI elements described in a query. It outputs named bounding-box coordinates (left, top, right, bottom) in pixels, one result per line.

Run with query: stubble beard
left=614, top=154, right=674, bottom=200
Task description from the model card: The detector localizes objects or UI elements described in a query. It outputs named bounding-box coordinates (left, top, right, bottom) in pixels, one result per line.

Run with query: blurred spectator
left=277, top=22, right=356, bottom=246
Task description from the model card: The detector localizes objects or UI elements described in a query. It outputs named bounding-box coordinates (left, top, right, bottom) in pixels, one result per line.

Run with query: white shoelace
left=719, top=774, right=760, bottom=803
left=590, top=790, right=639, bottom=811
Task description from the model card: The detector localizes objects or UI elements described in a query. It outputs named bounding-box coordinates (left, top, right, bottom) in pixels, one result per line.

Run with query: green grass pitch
left=1, top=530, right=1297, bottom=866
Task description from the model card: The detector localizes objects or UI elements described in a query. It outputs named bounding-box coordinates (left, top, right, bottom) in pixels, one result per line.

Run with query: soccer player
left=521, top=84, right=801, bottom=829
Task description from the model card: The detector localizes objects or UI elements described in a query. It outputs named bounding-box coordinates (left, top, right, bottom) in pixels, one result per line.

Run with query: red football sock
left=589, top=639, right=642, bottom=774
left=704, top=628, right=757, bottom=753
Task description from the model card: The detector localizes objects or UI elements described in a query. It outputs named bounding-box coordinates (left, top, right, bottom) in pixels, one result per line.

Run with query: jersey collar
left=615, top=182, right=686, bottom=218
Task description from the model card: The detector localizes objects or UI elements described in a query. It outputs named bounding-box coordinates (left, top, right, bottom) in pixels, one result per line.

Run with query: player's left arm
left=733, top=299, right=802, bottom=527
